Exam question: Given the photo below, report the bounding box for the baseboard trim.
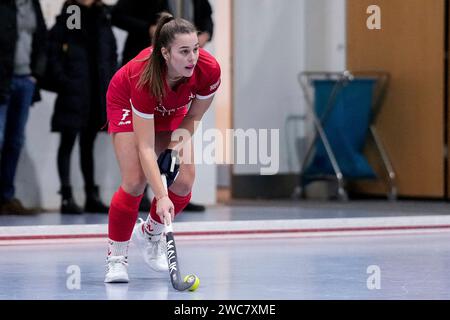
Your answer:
[231,174,299,199]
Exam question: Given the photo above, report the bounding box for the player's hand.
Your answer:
[157,149,180,187]
[156,196,174,225]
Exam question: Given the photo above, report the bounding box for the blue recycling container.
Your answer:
[303,78,377,180]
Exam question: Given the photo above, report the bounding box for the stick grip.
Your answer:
[160,174,173,229]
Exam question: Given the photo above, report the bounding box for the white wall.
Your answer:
[232,0,346,175]
[304,0,346,71]
[233,0,305,175]
[190,0,217,204]
[16,0,216,209]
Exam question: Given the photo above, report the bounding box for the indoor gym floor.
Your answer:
[1,200,450,300]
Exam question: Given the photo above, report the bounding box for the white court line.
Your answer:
[1,215,450,245]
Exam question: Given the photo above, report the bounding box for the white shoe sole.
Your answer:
[104,274,129,283]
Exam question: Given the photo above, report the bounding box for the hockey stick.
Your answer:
[161,174,199,291]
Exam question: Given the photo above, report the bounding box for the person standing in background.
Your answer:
[0,0,47,215]
[46,0,117,214]
[111,0,170,66]
[168,0,213,48]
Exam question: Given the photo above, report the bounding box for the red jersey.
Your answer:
[106,47,221,132]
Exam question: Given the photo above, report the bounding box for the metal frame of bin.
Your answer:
[293,71,397,201]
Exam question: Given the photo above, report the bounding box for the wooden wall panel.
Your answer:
[347,0,445,198]
[447,1,450,199]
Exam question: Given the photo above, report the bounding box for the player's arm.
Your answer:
[132,112,174,219]
[168,96,215,150]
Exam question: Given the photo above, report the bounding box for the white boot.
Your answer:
[132,218,168,272]
[104,255,129,283]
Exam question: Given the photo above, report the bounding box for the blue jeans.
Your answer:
[0,75,35,202]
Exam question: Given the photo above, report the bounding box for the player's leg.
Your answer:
[133,131,195,272]
[105,132,146,283]
[132,128,196,273]
[153,130,195,218]
[149,130,195,219]
[132,131,173,272]
[141,130,194,240]
[168,134,195,217]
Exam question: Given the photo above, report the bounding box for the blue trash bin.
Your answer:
[303,78,377,180]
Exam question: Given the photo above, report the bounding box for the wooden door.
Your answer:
[347,0,445,198]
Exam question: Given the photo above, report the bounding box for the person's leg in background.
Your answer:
[138,186,152,212]
[79,127,109,213]
[184,199,205,212]
[0,75,36,215]
[0,96,9,153]
[0,97,10,208]
[57,131,83,214]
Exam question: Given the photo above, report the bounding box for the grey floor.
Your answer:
[1,232,450,300]
[1,199,450,226]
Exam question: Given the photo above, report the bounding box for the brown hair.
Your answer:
[138,12,197,101]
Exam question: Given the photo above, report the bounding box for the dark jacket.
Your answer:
[112,0,214,66]
[0,0,47,105]
[47,1,117,132]
[112,0,169,65]
[192,0,214,39]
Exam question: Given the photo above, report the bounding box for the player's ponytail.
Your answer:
[138,13,197,101]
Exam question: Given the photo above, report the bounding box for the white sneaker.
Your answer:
[104,255,129,283]
[132,218,168,272]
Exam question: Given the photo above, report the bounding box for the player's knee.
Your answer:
[121,176,147,196]
[170,167,195,195]
[170,181,192,196]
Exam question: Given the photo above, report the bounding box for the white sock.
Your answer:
[107,239,129,258]
[143,216,165,242]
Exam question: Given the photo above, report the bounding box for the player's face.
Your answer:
[164,32,200,79]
